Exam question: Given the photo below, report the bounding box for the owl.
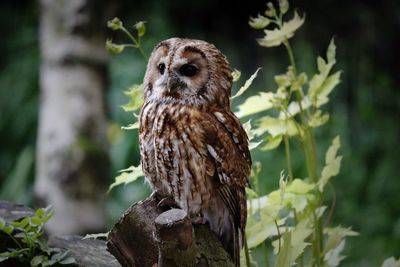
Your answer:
[139,38,251,266]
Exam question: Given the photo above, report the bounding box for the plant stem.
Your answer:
[304,129,318,183]
[283,37,324,266]
[283,40,297,76]
[284,39,319,183]
[325,182,337,226]
[244,233,251,267]
[283,134,293,181]
[312,210,324,267]
[138,46,147,60]
[121,27,147,60]
[262,242,270,267]
[7,232,23,250]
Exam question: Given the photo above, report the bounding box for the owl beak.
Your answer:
[166,73,180,93]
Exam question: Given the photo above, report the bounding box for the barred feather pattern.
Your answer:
[139,38,251,266]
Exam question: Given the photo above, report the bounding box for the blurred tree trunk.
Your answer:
[36,0,114,234]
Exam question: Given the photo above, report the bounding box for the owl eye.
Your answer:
[179,64,198,77]
[158,63,165,75]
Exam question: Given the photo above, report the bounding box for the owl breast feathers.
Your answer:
[139,38,252,266]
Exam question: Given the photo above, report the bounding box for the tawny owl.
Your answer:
[139,38,251,266]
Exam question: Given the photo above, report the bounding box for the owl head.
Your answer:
[143,38,233,108]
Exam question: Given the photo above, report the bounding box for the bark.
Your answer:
[107,195,234,267]
[0,200,34,222]
[36,0,115,234]
[48,235,120,267]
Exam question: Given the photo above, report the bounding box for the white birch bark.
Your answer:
[36,0,113,234]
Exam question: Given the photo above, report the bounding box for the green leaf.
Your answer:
[242,120,255,141]
[246,216,286,248]
[50,250,69,262]
[133,21,146,37]
[107,17,123,31]
[0,251,11,262]
[314,71,341,107]
[257,11,305,47]
[274,221,312,267]
[381,257,400,267]
[291,72,308,92]
[2,225,14,235]
[286,179,315,194]
[121,121,139,130]
[264,2,277,17]
[34,206,53,224]
[242,120,263,150]
[31,255,48,267]
[106,39,125,55]
[279,171,287,201]
[249,14,270,29]
[235,92,275,118]
[5,248,30,260]
[269,190,309,213]
[42,259,57,267]
[231,69,241,82]
[278,0,289,15]
[11,217,29,228]
[324,239,346,267]
[261,135,283,151]
[231,68,261,100]
[308,109,330,128]
[30,217,43,226]
[324,226,359,253]
[318,136,342,191]
[274,231,292,265]
[247,194,267,211]
[266,177,315,213]
[240,248,258,267]
[108,164,144,192]
[274,73,291,88]
[249,141,263,150]
[277,97,311,120]
[35,208,44,217]
[323,226,358,267]
[326,38,337,65]
[121,83,144,112]
[308,39,341,108]
[255,116,299,137]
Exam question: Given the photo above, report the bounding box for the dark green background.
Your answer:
[0,0,399,266]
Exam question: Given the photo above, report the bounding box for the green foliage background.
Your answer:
[0,0,399,266]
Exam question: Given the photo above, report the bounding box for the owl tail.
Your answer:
[224,221,242,267]
[232,226,242,267]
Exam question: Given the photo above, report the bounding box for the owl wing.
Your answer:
[202,109,252,230]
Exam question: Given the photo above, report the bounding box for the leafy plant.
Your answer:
[106,17,147,59]
[0,206,75,266]
[239,0,353,266]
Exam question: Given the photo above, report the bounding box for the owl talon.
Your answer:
[150,190,164,202]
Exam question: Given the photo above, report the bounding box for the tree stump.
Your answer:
[107,195,234,267]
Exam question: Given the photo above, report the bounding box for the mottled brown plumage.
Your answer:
[139,38,251,266]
